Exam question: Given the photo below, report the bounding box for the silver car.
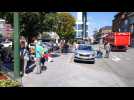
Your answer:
[74,44,95,64]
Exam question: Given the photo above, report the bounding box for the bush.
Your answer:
[0,80,21,87]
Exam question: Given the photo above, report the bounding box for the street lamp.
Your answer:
[13,12,20,79]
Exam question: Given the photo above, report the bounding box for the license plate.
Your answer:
[79,56,88,59]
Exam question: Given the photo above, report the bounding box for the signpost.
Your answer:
[13,12,20,79]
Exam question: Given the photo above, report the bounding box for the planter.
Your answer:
[0,80,21,87]
[0,73,8,80]
[0,72,21,87]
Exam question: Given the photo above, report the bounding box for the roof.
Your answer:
[100,26,112,30]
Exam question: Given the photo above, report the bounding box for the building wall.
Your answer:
[112,12,127,32]
[75,21,89,39]
[112,12,134,47]
[75,12,89,39]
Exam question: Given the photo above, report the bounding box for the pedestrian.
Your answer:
[104,42,111,58]
[20,41,29,76]
[34,40,44,74]
[60,40,64,53]
[75,42,79,50]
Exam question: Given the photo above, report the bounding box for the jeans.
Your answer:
[35,58,41,74]
[23,59,28,74]
[105,50,110,58]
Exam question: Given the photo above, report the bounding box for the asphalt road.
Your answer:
[22,45,134,87]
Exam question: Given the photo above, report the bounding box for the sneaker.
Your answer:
[24,74,28,77]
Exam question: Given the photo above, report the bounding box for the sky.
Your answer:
[70,12,117,36]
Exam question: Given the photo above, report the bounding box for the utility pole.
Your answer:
[13,12,20,79]
[82,12,87,40]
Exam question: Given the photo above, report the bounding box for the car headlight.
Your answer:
[75,53,79,56]
[92,54,95,57]
[90,54,95,57]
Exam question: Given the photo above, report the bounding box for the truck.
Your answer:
[104,32,131,52]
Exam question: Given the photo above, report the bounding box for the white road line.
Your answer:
[111,55,121,62]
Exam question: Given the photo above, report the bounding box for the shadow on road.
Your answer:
[51,53,61,58]
[74,61,95,64]
[111,50,127,52]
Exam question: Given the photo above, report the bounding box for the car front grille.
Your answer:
[79,54,90,57]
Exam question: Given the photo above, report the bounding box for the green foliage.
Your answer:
[0,12,13,25]
[0,80,21,87]
[0,12,76,43]
[55,13,76,40]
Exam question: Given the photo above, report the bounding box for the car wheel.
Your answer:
[74,59,77,62]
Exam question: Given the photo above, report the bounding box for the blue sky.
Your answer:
[70,12,117,36]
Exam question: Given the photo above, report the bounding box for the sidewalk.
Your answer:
[22,52,126,87]
[21,53,73,87]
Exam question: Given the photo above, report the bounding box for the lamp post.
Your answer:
[13,12,20,79]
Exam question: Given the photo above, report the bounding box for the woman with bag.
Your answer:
[20,41,29,76]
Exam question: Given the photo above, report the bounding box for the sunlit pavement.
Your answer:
[22,45,134,87]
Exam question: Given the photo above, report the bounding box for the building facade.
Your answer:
[112,12,128,32]
[112,12,134,47]
[75,12,89,39]
[99,26,112,34]
[127,12,134,47]
[99,26,112,44]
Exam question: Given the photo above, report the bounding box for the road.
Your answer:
[22,45,134,87]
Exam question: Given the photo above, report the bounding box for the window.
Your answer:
[78,24,82,30]
[86,25,88,30]
[77,31,82,37]
[77,24,88,30]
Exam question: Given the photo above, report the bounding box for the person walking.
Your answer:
[34,40,44,74]
[97,44,103,58]
[104,42,111,58]
[20,41,29,76]
[60,40,65,53]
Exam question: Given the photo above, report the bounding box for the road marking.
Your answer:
[125,58,131,61]
[111,55,121,62]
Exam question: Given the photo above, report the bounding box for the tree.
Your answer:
[19,12,42,42]
[55,12,76,43]
[0,12,50,42]
[0,12,76,43]
[19,12,57,43]
[93,29,102,42]
[0,12,13,25]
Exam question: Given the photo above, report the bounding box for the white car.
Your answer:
[74,44,96,64]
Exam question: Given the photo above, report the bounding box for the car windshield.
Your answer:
[78,45,92,51]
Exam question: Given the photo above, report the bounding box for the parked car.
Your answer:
[42,42,53,52]
[52,42,59,50]
[74,44,95,64]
